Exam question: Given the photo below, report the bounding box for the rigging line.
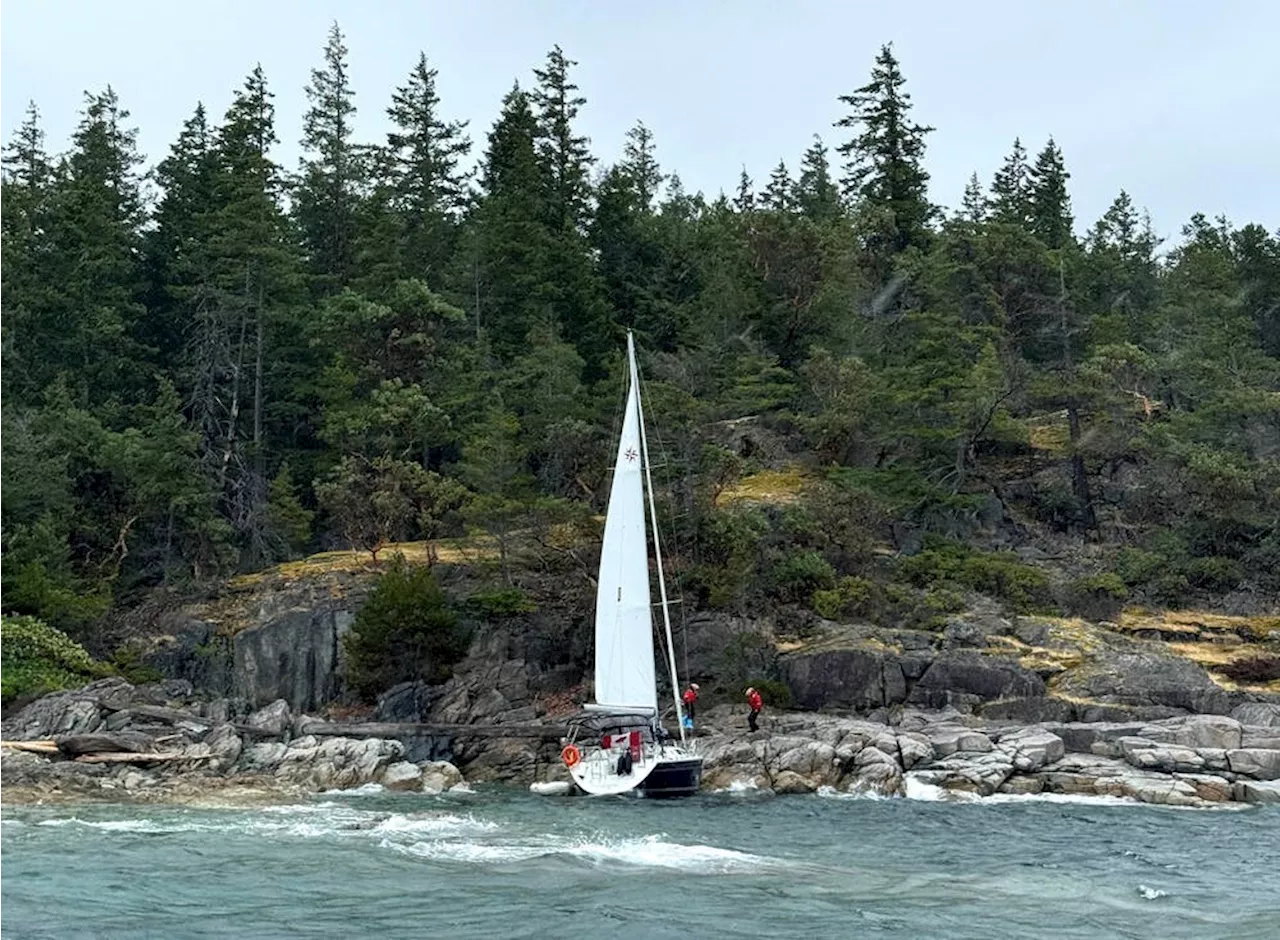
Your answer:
[631,332,686,743]
[636,356,693,684]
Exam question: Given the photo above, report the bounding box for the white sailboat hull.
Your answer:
[569,741,703,798]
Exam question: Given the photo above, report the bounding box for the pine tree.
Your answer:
[621,121,663,209]
[1028,137,1073,249]
[763,159,793,212]
[835,44,935,259]
[379,52,471,286]
[296,22,363,293]
[795,136,840,221]
[44,88,148,406]
[733,167,755,213]
[990,138,1033,228]
[960,172,987,224]
[472,84,554,358]
[531,45,594,233]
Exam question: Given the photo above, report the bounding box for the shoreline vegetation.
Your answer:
[4,29,1278,816]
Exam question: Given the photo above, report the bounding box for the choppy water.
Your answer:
[2,782,1278,939]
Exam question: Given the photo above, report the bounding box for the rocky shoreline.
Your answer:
[3,678,1278,809]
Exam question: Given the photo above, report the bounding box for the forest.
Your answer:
[3,25,1279,659]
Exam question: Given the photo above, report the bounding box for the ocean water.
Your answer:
[2,783,1278,939]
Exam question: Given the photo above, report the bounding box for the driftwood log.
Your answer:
[0,740,60,755]
[296,720,570,742]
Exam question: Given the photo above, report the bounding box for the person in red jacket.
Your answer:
[746,687,763,732]
[681,683,699,728]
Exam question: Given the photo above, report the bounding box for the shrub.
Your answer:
[1,614,110,704]
[812,575,878,621]
[743,678,792,709]
[772,551,836,603]
[1063,573,1128,622]
[344,558,470,701]
[898,536,1051,613]
[466,587,537,618]
[1115,548,1167,587]
[1186,556,1244,593]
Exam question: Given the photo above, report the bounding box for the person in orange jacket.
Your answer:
[681,683,699,729]
[746,687,763,732]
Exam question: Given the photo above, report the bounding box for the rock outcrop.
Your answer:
[0,680,466,804]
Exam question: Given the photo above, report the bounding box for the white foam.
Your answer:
[712,779,770,796]
[903,775,978,802]
[816,785,887,801]
[383,837,552,864]
[372,813,498,836]
[983,791,1138,807]
[321,782,385,796]
[569,834,769,872]
[1138,885,1168,900]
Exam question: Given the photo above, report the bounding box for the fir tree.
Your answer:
[620,120,663,209]
[763,159,793,212]
[795,136,840,221]
[296,22,363,292]
[1029,137,1073,249]
[531,45,594,233]
[835,44,935,260]
[989,138,1033,227]
[733,167,755,213]
[960,172,987,224]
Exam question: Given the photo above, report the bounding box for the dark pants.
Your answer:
[748,708,760,732]
[685,702,695,721]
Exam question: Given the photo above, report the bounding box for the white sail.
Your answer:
[592,335,658,713]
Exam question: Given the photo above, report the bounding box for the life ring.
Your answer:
[561,744,581,768]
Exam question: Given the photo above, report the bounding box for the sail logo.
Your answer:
[624,447,638,462]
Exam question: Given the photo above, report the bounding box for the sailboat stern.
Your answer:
[637,754,703,799]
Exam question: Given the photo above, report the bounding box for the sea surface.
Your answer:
[2,781,1278,939]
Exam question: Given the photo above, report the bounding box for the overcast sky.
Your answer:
[3,0,1277,240]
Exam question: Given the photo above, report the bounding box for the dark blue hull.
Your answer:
[638,758,703,798]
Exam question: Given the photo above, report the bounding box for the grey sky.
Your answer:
[3,0,1277,240]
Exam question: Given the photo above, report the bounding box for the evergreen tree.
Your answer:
[296,22,363,292]
[378,51,472,288]
[795,136,840,221]
[471,84,554,359]
[621,121,663,208]
[44,88,148,407]
[1029,137,1073,249]
[763,159,793,212]
[959,172,987,224]
[531,44,594,233]
[835,44,935,263]
[990,138,1033,227]
[733,167,755,213]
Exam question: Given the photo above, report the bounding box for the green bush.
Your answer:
[897,536,1051,613]
[466,587,537,618]
[1115,547,1168,586]
[1,614,111,703]
[744,678,792,709]
[344,558,471,701]
[1064,573,1128,621]
[813,575,878,621]
[772,550,836,603]
[1186,556,1244,593]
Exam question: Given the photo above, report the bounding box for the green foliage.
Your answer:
[466,587,537,618]
[771,550,836,603]
[343,557,470,700]
[813,576,878,621]
[746,679,792,709]
[1,614,111,703]
[1185,556,1244,593]
[1063,573,1128,621]
[899,536,1052,613]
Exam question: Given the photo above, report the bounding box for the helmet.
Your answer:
[691,683,700,690]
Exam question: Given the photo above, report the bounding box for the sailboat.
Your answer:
[562,332,703,798]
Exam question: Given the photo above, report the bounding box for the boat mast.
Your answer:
[628,332,686,743]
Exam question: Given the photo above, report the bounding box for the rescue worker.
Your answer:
[681,683,699,728]
[746,686,763,732]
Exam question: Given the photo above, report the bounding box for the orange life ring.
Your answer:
[561,744,581,768]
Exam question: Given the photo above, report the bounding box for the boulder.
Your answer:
[941,618,988,650]
[927,752,1014,796]
[1054,651,1234,714]
[381,761,424,791]
[782,647,908,711]
[894,732,935,770]
[908,651,1045,709]
[1234,780,1280,804]
[1175,773,1233,802]
[927,727,994,757]
[245,699,291,737]
[845,760,903,796]
[1241,728,1280,750]
[1123,745,1205,774]
[776,741,838,782]
[998,775,1045,795]
[205,723,243,772]
[1167,715,1242,751]
[996,728,1065,772]
[1,678,131,740]
[419,760,464,793]
[1226,748,1280,780]
[1231,703,1280,727]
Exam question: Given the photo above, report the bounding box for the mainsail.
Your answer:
[592,334,658,713]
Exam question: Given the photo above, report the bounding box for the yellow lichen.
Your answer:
[715,467,810,507]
